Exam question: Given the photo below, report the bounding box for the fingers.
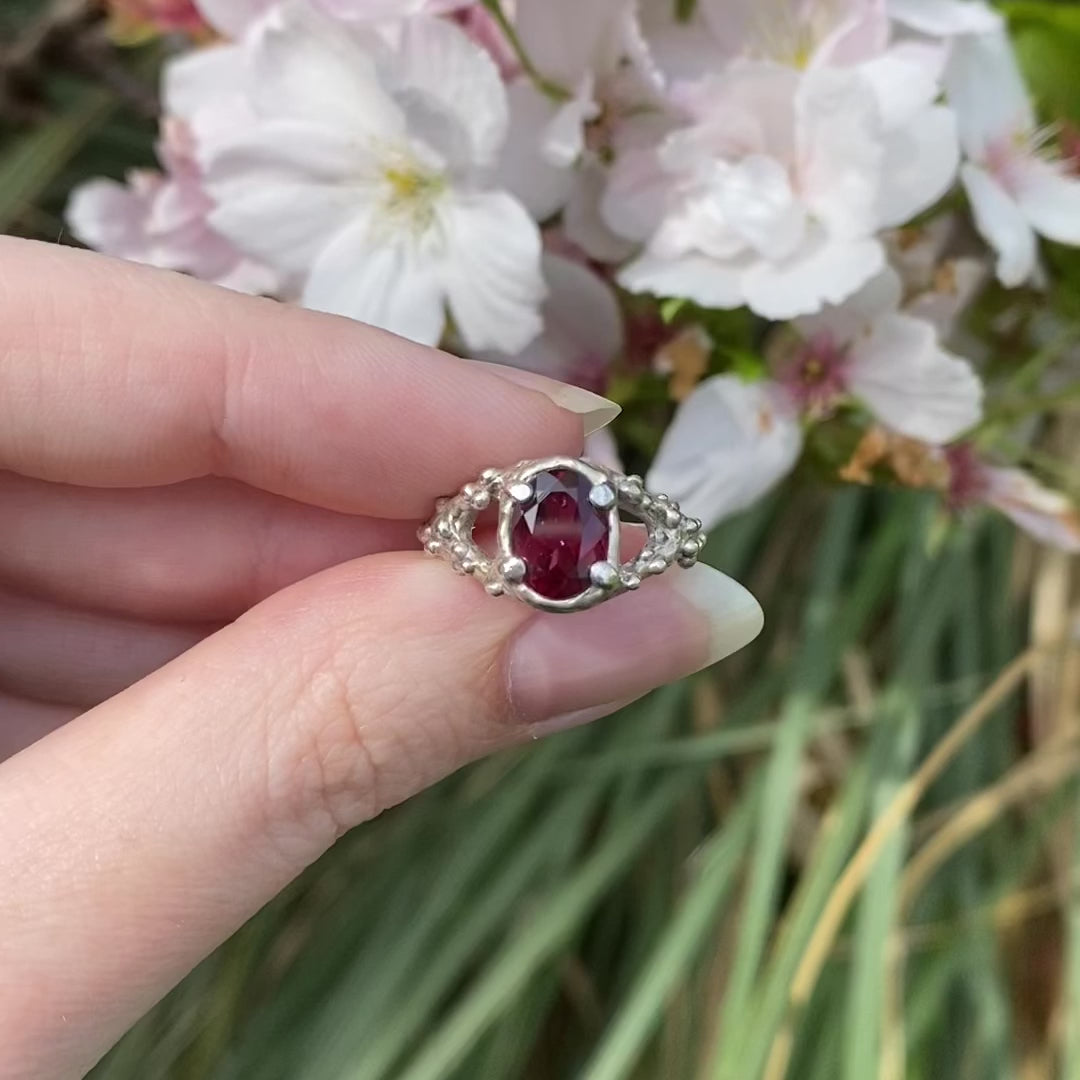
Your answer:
[0,472,420,621]
[0,589,209,708]
[0,238,615,514]
[0,554,762,1079]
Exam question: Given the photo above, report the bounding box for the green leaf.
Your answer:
[0,87,116,233]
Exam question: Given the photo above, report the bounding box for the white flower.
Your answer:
[946,28,1080,287]
[585,426,624,473]
[193,0,273,38]
[887,0,1001,37]
[789,268,983,442]
[66,119,275,295]
[607,62,957,319]
[983,468,1080,552]
[313,0,471,20]
[202,4,545,352]
[647,375,804,529]
[495,0,657,261]
[483,253,624,388]
[948,446,1080,551]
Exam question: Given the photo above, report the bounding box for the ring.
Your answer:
[419,457,706,613]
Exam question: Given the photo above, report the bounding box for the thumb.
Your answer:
[0,551,761,1080]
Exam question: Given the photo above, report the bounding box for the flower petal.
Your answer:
[619,252,745,309]
[795,266,903,344]
[396,15,508,168]
[721,154,807,261]
[741,235,885,320]
[984,467,1080,552]
[494,80,576,221]
[960,162,1037,287]
[438,190,546,353]
[563,160,636,263]
[848,312,983,442]
[303,219,447,346]
[194,0,272,37]
[66,176,158,262]
[887,0,1002,36]
[857,41,947,129]
[1015,159,1080,247]
[602,143,673,243]
[797,68,884,240]
[205,127,371,277]
[647,375,803,529]
[485,253,623,384]
[877,105,959,228]
[163,44,245,123]
[249,2,403,140]
[585,427,624,472]
[944,28,1033,160]
[515,0,631,85]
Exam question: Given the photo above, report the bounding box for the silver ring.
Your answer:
[419,457,705,613]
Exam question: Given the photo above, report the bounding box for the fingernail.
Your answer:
[476,362,621,436]
[508,563,764,734]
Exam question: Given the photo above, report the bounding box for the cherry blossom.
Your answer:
[948,445,1080,551]
[193,0,274,37]
[606,61,958,319]
[648,269,981,528]
[66,119,275,294]
[495,0,658,261]
[887,0,1001,37]
[313,0,472,21]
[647,375,804,529]
[483,253,624,391]
[202,3,545,352]
[946,28,1080,286]
[788,268,983,442]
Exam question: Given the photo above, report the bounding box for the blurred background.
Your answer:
[4,2,1080,1078]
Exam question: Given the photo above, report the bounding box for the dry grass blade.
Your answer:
[762,648,1040,1080]
[901,743,1080,910]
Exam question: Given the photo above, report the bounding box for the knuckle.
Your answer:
[254,611,424,853]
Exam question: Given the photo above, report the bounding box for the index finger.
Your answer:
[0,238,617,516]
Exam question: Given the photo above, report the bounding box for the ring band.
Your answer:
[420,457,705,613]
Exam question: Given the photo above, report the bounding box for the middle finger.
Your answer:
[0,472,420,622]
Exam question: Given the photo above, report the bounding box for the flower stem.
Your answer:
[480,0,570,102]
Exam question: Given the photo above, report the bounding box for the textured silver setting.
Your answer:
[420,457,705,614]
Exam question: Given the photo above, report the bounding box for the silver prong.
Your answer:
[589,483,616,510]
[508,482,534,504]
[499,556,527,583]
[590,561,619,589]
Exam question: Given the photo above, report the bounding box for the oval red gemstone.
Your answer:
[511,469,610,600]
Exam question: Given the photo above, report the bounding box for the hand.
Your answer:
[0,238,762,1080]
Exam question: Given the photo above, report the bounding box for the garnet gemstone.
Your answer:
[511,469,610,600]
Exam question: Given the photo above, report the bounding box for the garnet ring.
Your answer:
[419,457,706,613]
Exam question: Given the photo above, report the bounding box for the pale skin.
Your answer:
[0,237,760,1080]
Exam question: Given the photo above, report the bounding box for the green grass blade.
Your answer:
[579,782,760,1080]
[394,777,689,1080]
